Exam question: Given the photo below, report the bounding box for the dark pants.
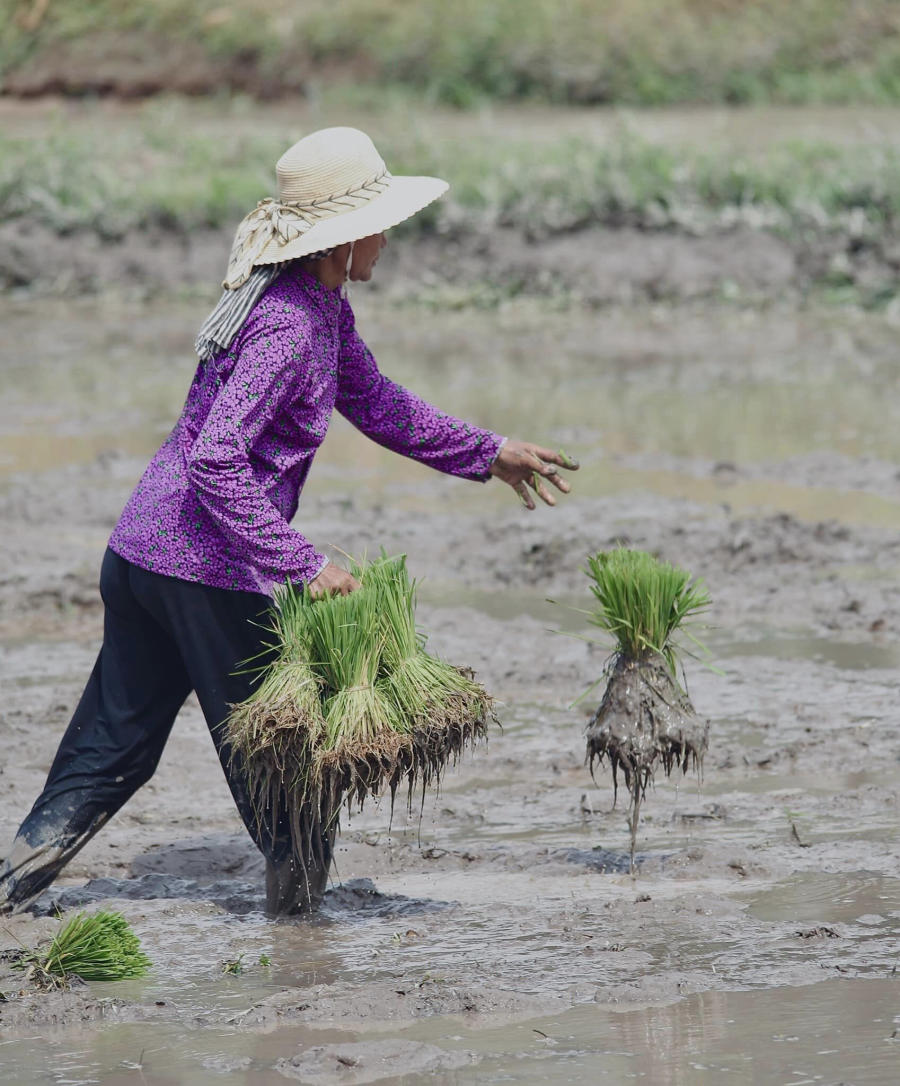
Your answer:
[0,548,330,916]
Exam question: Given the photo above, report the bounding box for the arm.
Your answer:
[186,318,328,587]
[335,299,504,481]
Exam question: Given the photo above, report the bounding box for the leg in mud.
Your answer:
[129,567,335,916]
[0,550,191,914]
[264,820,337,917]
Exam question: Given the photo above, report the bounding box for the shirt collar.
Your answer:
[293,263,343,313]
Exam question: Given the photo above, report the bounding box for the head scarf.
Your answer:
[194,249,334,362]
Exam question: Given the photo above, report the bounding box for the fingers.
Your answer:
[522,451,570,498]
[335,574,360,596]
[527,471,556,507]
[530,445,580,471]
[541,465,571,494]
[496,440,580,510]
[523,448,576,491]
[515,480,536,510]
[308,564,360,597]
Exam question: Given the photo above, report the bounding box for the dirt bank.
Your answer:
[5,216,894,304]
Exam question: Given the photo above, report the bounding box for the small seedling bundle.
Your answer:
[28,910,151,984]
[580,548,710,867]
[225,553,492,891]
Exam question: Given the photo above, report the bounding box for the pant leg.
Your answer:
[0,549,191,913]
[127,565,335,913]
[126,564,280,853]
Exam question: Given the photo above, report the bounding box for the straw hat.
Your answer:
[223,127,448,288]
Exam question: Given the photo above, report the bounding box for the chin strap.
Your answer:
[342,241,355,299]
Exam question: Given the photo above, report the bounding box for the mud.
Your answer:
[1,277,899,1081]
[586,652,709,864]
[273,1039,476,1083]
[6,214,885,307]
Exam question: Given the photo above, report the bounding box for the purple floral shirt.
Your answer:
[109,266,504,594]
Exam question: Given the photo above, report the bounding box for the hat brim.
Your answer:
[252,175,448,267]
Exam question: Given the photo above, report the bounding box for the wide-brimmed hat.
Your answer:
[223,127,448,288]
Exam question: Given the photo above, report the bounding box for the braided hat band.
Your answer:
[222,128,447,289]
[224,170,391,289]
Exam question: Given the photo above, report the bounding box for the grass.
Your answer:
[30,910,151,982]
[225,553,491,867]
[365,553,486,734]
[584,548,710,673]
[3,102,900,251]
[304,575,397,757]
[4,0,900,105]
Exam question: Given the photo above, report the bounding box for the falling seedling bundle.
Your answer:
[579,548,711,868]
[225,553,492,892]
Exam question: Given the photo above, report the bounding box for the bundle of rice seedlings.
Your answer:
[364,554,491,800]
[306,572,404,789]
[224,552,492,901]
[580,547,711,868]
[32,910,151,982]
[224,583,326,871]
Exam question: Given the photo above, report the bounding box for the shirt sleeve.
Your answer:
[185,316,328,587]
[335,298,505,481]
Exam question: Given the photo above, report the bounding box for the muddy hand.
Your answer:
[489,440,579,511]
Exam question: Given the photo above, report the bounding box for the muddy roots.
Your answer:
[227,670,493,899]
[586,652,708,869]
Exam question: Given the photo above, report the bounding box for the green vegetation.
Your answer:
[228,553,487,769]
[584,548,710,674]
[221,954,245,976]
[580,549,711,866]
[3,103,899,249]
[31,910,151,982]
[4,0,900,105]
[225,554,490,867]
[369,554,486,738]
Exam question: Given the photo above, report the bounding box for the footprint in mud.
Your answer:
[32,875,452,921]
[32,873,265,916]
[274,1039,475,1083]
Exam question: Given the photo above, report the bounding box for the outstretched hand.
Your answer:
[489,440,579,510]
[309,562,360,598]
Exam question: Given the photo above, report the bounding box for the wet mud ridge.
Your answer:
[2,218,881,305]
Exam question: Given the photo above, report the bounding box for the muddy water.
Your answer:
[1,977,897,1084]
[2,291,899,1082]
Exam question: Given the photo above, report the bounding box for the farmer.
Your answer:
[0,128,576,917]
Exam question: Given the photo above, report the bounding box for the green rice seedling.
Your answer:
[579,548,711,869]
[225,552,492,901]
[364,554,488,728]
[34,910,151,982]
[304,582,395,757]
[361,554,493,803]
[221,954,245,976]
[223,582,326,865]
[584,547,710,675]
